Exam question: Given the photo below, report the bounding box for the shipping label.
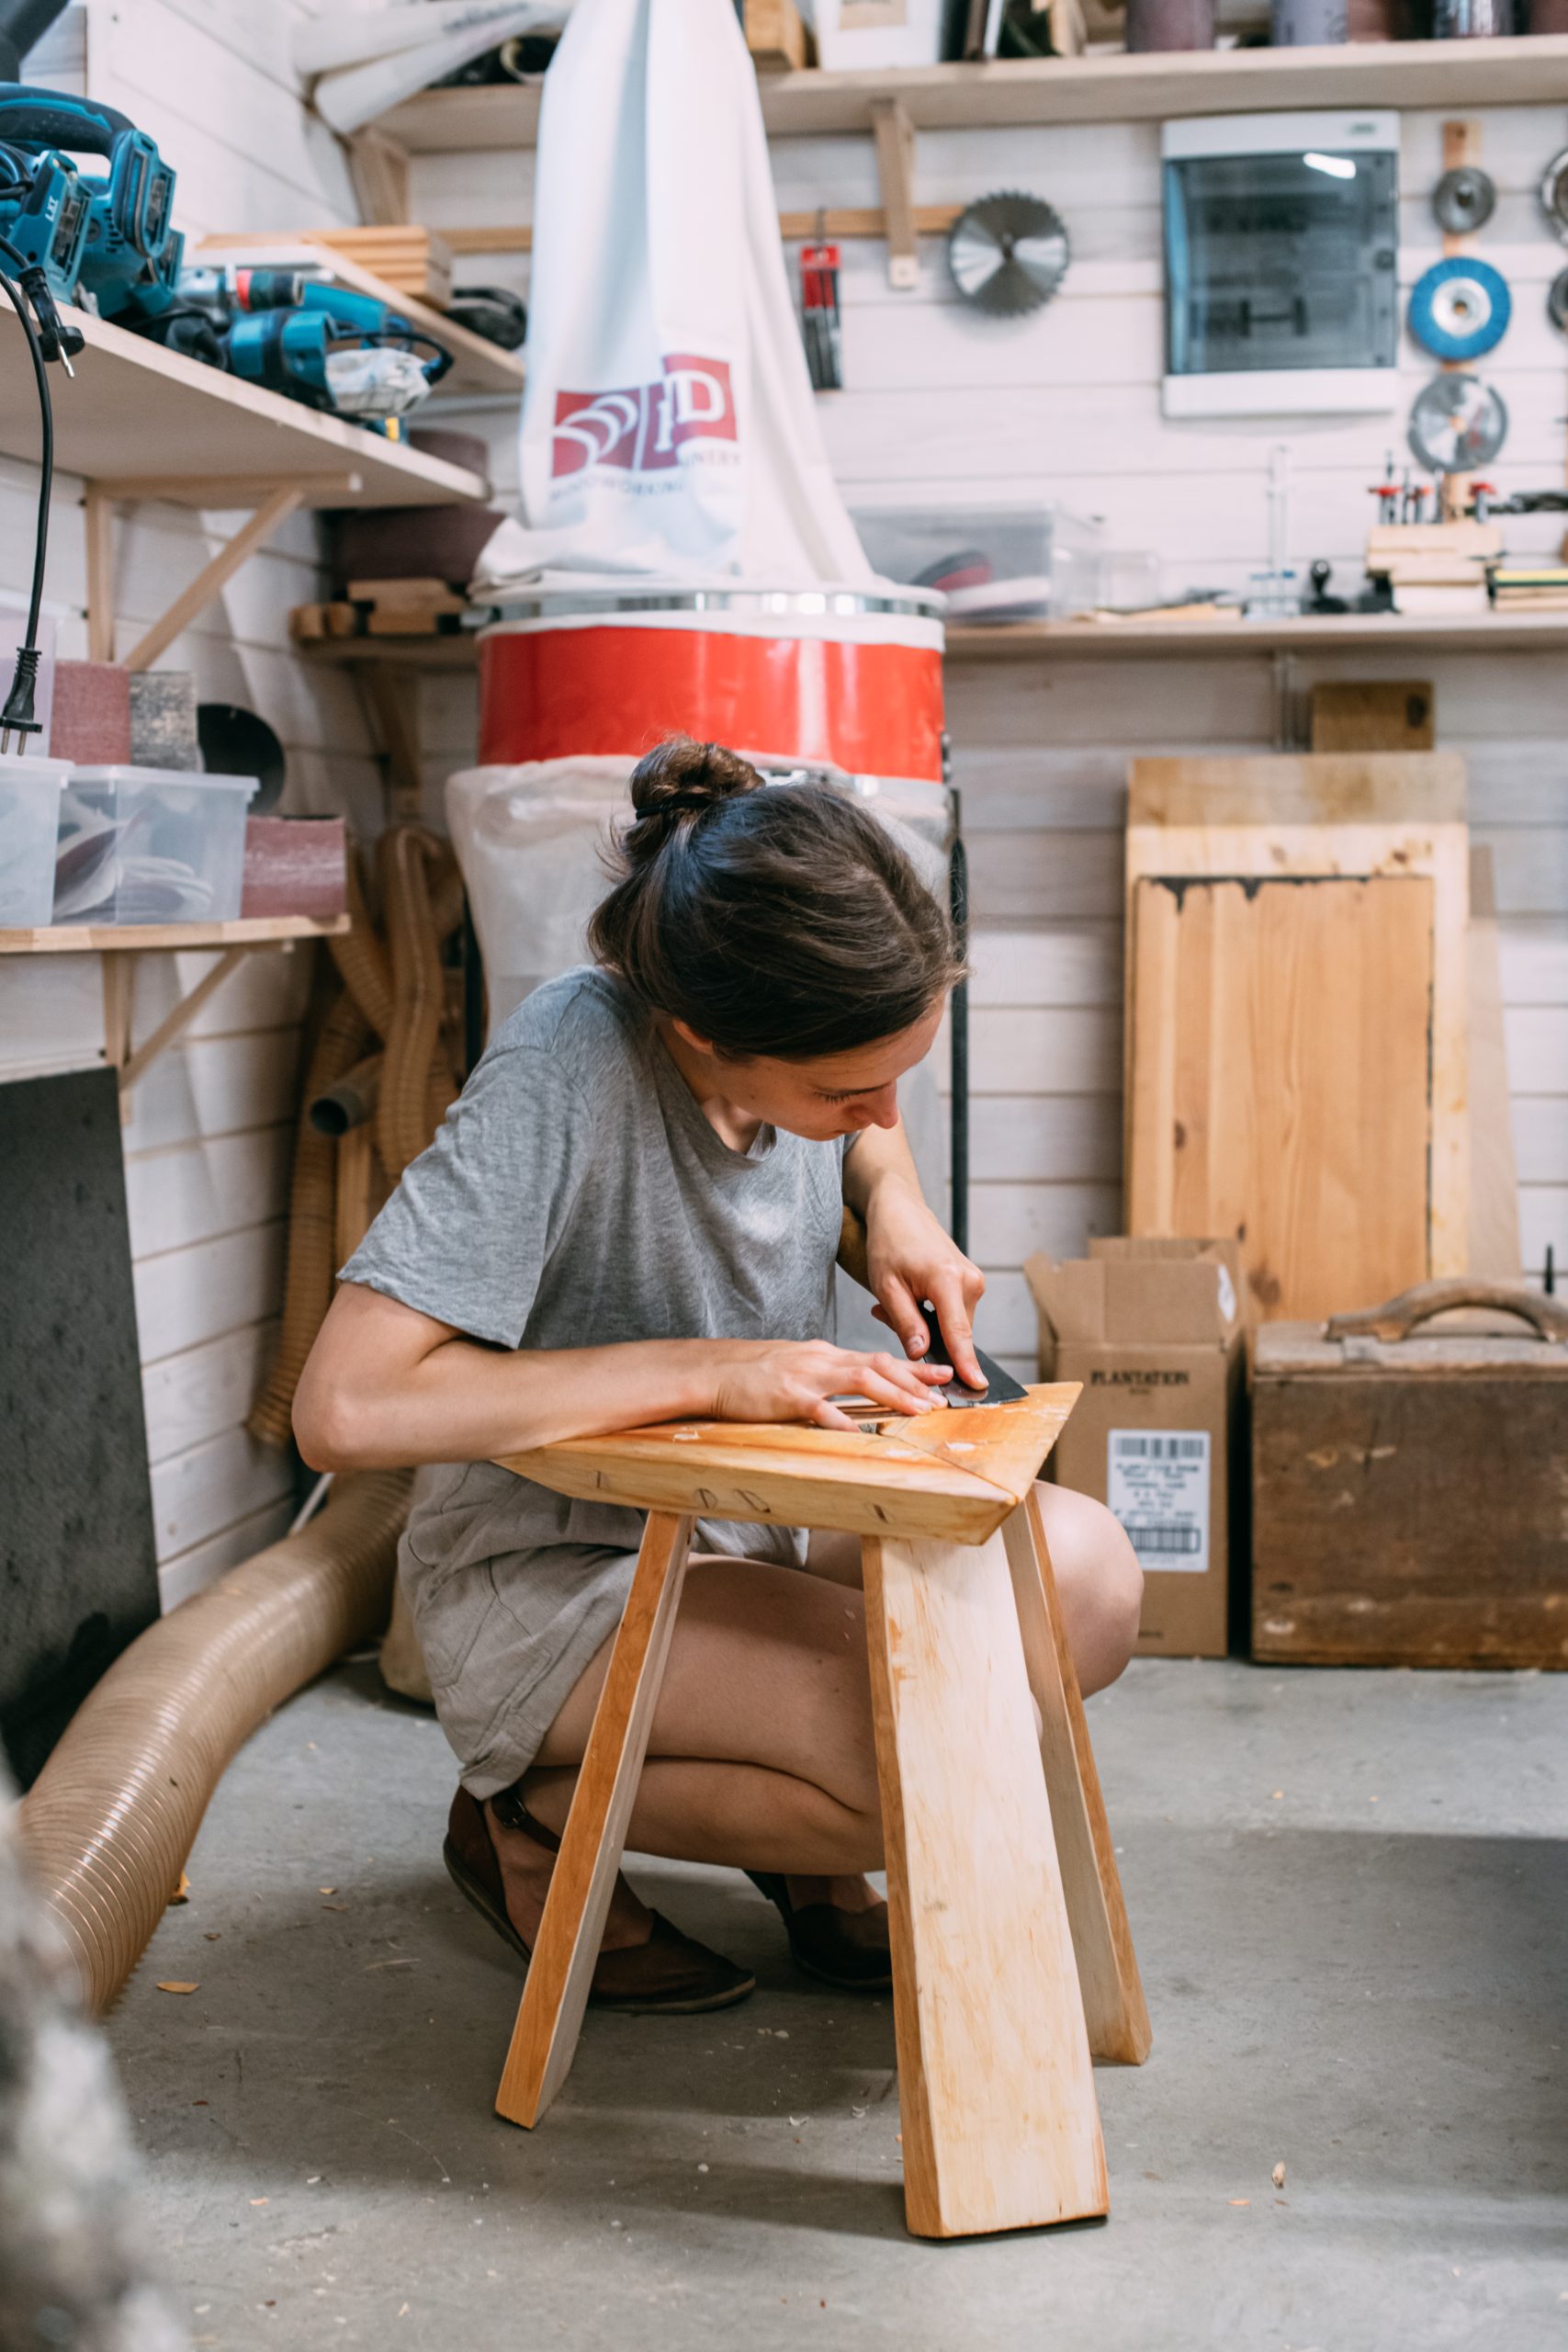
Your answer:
[1107,1429,1211,1573]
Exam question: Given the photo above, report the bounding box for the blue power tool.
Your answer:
[0,82,178,318]
[221,269,452,430]
[0,136,87,294]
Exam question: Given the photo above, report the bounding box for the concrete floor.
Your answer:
[107,1658,1568,2352]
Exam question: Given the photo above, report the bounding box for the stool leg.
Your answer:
[1001,1491,1152,2066]
[494,1510,694,2129]
[863,1527,1107,2239]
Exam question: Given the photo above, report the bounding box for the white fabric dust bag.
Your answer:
[499,0,871,584]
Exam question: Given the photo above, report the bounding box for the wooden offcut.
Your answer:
[1309,680,1435,752]
[1125,754,1471,1315]
[490,1389,1147,2239]
[744,0,810,69]
[1127,874,1437,1322]
[311,225,453,307]
[1253,1281,1568,1668]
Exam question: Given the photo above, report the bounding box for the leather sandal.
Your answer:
[746,1871,893,1992]
[444,1784,756,2015]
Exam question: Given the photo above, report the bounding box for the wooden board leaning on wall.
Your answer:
[1123,754,1470,1325]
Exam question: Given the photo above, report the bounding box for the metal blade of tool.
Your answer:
[917,1301,1030,1408]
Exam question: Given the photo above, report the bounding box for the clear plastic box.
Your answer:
[0,755,70,926]
[852,502,1104,621]
[53,765,257,927]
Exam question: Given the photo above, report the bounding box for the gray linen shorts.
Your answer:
[405,1517,807,1799]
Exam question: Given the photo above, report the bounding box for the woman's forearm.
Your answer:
[296,1293,729,1471]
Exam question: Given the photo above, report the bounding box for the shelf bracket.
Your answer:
[103,942,278,1100]
[82,477,358,673]
[869,96,919,290]
[123,486,308,673]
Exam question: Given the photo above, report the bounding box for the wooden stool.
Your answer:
[487,1385,1150,2240]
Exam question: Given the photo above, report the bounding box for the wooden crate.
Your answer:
[1253,1281,1568,1668]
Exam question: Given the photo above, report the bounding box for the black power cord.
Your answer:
[0,233,79,752]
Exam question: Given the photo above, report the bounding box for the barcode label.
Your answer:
[1120,1523,1203,1555]
[1107,1427,1211,1574]
[1110,1436,1207,1462]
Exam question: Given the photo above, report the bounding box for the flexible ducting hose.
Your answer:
[329,849,395,1041]
[310,1051,382,1137]
[246,987,373,1447]
[249,825,466,1446]
[16,1470,412,2018]
[378,826,457,1180]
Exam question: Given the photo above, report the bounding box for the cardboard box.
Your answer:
[1025,1238,1247,1658]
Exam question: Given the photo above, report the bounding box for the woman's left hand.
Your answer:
[863,1178,987,1390]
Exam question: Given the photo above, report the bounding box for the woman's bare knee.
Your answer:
[1032,1483,1144,1697]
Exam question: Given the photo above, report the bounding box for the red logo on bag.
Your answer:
[551,354,737,478]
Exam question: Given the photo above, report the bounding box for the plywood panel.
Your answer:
[1125,755,1470,1283]
[1467,848,1522,1282]
[1127,876,1436,1322]
[0,1069,160,1784]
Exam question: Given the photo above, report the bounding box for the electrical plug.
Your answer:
[0,644,41,755]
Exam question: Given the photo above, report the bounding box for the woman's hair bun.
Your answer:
[626,736,763,837]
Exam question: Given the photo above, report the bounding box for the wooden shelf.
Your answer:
[191,236,525,403]
[299,631,479,670]
[381,36,1568,148]
[298,609,1568,669]
[0,306,489,509]
[0,915,352,955]
[945,609,1568,659]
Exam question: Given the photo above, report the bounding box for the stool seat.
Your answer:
[496,1382,1081,1542]
[486,1384,1150,2241]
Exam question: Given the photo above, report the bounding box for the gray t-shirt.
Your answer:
[340,967,847,1788]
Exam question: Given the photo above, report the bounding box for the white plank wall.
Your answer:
[416,99,1568,1375]
[0,0,363,1606]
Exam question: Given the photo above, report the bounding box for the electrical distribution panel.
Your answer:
[1163,111,1400,417]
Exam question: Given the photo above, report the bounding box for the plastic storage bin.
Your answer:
[852,503,1104,621]
[0,755,70,926]
[53,765,257,926]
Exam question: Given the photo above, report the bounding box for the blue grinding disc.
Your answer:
[1408,255,1512,362]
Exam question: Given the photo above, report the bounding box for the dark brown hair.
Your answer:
[588,736,964,1059]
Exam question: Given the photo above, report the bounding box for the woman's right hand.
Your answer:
[709,1340,951,1433]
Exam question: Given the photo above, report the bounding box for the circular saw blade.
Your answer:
[1407,371,1508,475]
[947,192,1068,317]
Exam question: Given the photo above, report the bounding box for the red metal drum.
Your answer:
[476,588,946,781]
